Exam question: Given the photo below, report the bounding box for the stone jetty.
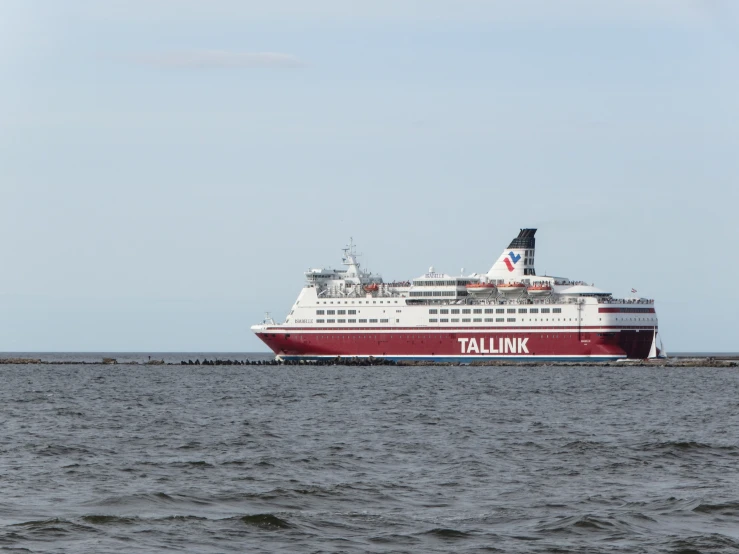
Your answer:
[0,357,736,367]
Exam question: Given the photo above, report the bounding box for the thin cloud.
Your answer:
[137,50,305,69]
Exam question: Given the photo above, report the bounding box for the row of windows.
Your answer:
[317,309,358,315]
[412,280,472,287]
[428,307,561,315]
[317,300,399,305]
[430,318,518,323]
[410,291,457,297]
[413,279,472,287]
[315,318,390,324]
[305,315,651,326]
[435,317,511,323]
[426,317,583,324]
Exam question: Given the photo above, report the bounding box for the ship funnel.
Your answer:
[486,228,537,281]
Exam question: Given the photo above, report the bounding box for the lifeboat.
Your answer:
[497,282,526,295]
[465,282,496,297]
[363,283,379,292]
[527,284,553,296]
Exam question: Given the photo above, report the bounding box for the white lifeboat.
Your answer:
[465,282,496,297]
[497,282,526,295]
[526,284,553,296]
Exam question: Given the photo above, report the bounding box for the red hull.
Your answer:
[256,326,656,361]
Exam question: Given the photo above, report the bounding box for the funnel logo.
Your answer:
[503,251,521,272]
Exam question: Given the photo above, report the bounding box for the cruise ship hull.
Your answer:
[255,326,655,362]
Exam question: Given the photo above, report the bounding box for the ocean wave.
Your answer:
[535,514,634,536]
[89,492,211,508]
[422,528,472,539]
[669,533,739,552]
[633,440,739,455]
[238,513,292,530]
[623,497,702,514]
[10,518,99,538]
[692,501,739,516]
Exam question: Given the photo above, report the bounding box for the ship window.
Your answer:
[541,308,550,313]
[462,309,471,314]
[337,319,345,323]
[473,318,482,322]
[451,309,460,314]
[507,318,516,322]
[429,319,438,323]
[462,318,471,322]
[327,319,335,323]
[440,318,449,323]
[518,308,527,313]
[484,318,493,322]
[316,319,325,323]
[370,319,378,323]
[530,308,538,313]
[348,309,357,315]
[327,310,335,315]
[316,310,325,315]
[359,319,367,323]
[429,309,438,314]
[348,319,356,323]
[496,308,505,314]
[496,318,504,322]
[380,319,389,323]
[553,308,562,313]
[451,318,459,322]
[473,309,482,314]
[484,309,494,314]
[507,309,515,314]
[440,309,449,314]
[337,310,346,315]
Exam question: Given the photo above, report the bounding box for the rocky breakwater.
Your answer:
[0,357,736,367]
[0,358,42,364]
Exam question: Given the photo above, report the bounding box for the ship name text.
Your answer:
[458,337,530,354]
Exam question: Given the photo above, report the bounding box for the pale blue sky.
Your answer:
[1,1,737,352]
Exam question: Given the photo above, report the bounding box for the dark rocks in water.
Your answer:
[0,356,736,368]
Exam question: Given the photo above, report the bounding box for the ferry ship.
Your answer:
[252,229,661,363]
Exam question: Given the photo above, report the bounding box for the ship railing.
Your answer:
[405,296,588,307]
[318,285,408,299]
[597,297,654,304]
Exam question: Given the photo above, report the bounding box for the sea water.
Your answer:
[1,359,738,552]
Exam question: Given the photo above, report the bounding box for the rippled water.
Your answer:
[1,360,738,553]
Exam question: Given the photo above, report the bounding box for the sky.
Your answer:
[1,0,738,352]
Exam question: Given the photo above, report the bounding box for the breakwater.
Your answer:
[0,356,736,367]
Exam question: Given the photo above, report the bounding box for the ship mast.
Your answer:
[341,237,365,285]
